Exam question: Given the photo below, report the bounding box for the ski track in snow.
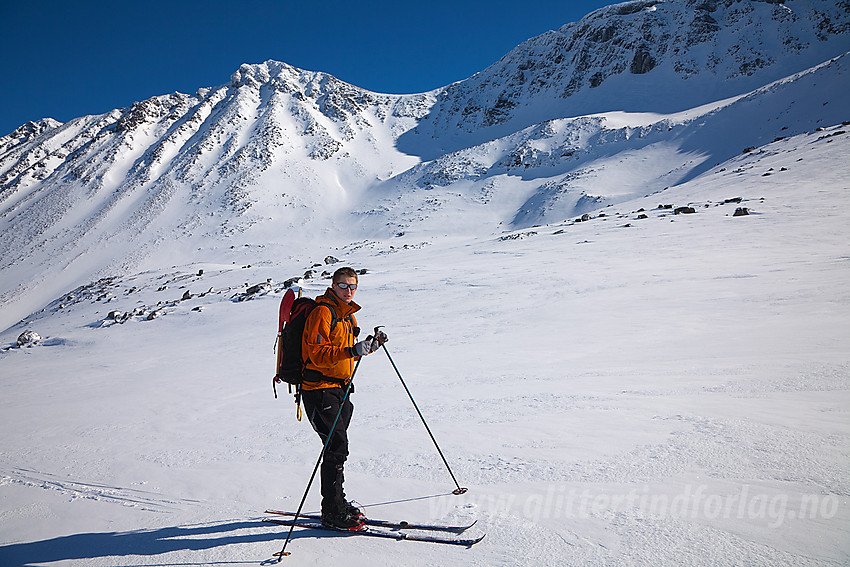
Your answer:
[0,467,202,513]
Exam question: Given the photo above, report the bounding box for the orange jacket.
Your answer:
[301,289,360,390]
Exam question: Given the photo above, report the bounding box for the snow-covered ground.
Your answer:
[1,121,848,565]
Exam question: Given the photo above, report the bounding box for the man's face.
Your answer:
[332,276,358,304]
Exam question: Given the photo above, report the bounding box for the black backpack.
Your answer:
[277,296,321,388]
[273,291,354,418]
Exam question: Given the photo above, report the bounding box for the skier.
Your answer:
[300,266,386,528]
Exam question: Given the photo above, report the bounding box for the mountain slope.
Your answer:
[0,64,433,330]
[1,0,848,332]
[400,0,850,156]
[358,52,849,234]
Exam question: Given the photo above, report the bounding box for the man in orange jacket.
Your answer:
[301,266,386,528]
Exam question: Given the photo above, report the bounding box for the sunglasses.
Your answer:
[335,282,357,290]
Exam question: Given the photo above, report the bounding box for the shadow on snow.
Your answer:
[0,519,342,566]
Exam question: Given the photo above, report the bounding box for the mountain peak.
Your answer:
[0,118,62,155]
[401,0,850,155]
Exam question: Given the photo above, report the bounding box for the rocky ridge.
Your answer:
[403,0,850,154]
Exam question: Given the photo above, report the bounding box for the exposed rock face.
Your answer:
[403,0,850,151]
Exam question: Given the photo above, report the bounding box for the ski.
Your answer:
[264,508,476,533]
[263,517,485,547]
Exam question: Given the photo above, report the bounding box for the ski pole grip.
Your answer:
[372,325,387,346]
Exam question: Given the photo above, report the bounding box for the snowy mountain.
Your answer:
[404,0,850,154]
[0,64,432,330]
[1,3,850,562]
[1,0,848,332]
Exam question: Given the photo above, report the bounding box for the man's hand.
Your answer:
[351,338,375,357]
[373,330,388,347]
[350,330,388,357]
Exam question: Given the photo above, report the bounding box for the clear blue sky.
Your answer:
[0,0,612,136]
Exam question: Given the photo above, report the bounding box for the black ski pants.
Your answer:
[301,386,353,512]
[302,386,353,466]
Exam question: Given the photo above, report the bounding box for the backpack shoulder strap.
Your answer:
[315,301,344,335]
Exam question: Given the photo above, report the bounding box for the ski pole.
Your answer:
[274,356,362,561]
[381,344,468,495]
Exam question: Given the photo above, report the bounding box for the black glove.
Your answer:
[373,330,388,347]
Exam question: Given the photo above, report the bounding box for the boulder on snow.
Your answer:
[324,256,340,265]
[106,310,132,323]
[232,282,272,302]
[245,282,271,295]
[733,207,750,216]
[674,206,696,215]
[17,330,42,347]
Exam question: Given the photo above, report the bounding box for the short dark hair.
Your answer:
[332,267,358,283]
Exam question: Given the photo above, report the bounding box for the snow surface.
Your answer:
[1,1,849,565]
[1,123,848,565]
